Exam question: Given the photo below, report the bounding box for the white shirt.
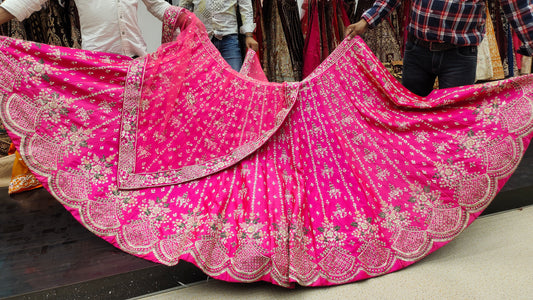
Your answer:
[1,0,171,57]
[178,0,255,38]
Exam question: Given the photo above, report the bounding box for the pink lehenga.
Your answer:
[1,7,533,287]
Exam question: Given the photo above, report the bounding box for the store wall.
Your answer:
[138,4,163,53]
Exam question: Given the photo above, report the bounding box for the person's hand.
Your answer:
[345,19,369,40]
[245,36,259,53]
[0,7,15,27]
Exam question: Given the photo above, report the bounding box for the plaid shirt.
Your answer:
[362,0,533,55]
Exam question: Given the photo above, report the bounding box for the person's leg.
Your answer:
[212,34,242,71]
[402,41,437,97]
[437,46,478,89]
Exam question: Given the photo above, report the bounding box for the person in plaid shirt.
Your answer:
[345,0,533,97]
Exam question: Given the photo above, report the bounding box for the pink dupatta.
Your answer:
[1,7,533,287]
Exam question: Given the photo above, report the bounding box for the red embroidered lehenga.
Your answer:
[1,7,533,287]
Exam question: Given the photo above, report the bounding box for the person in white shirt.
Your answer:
[178,0,258,71]
[0,0,172,57]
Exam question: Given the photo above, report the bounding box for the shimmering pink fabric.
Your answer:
[1,7,533,287]
[119,24,295,188]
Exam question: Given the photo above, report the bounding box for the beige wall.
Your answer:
[138,4,163,53]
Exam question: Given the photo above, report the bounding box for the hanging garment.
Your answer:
[521,56,532,75]
[476,7,497,82]
[0,121,10,156]
[0,0,81,48]
[252,0,265,63]
[485,7,505,81]
[302,0,350,78]
[360,9,403,79]
[261,0,302,82]
[1,7,533,288]
[476,31,494,81]
[7,143,42,193]
[276,0,305,80]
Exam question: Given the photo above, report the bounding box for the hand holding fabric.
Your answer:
[345,19,369,40]
[245,35,259,52]
[0,7,15,28]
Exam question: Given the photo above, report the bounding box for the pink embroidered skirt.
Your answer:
[0,8,532,287]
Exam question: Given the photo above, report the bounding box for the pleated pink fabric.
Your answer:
[1,7,533,287]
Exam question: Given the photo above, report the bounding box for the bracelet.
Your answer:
[245,33,254,37]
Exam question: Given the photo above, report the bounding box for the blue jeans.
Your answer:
[211,34,243,71]
[402,40,478,97]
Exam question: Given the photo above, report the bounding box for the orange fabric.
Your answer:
[8,143,42,194]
